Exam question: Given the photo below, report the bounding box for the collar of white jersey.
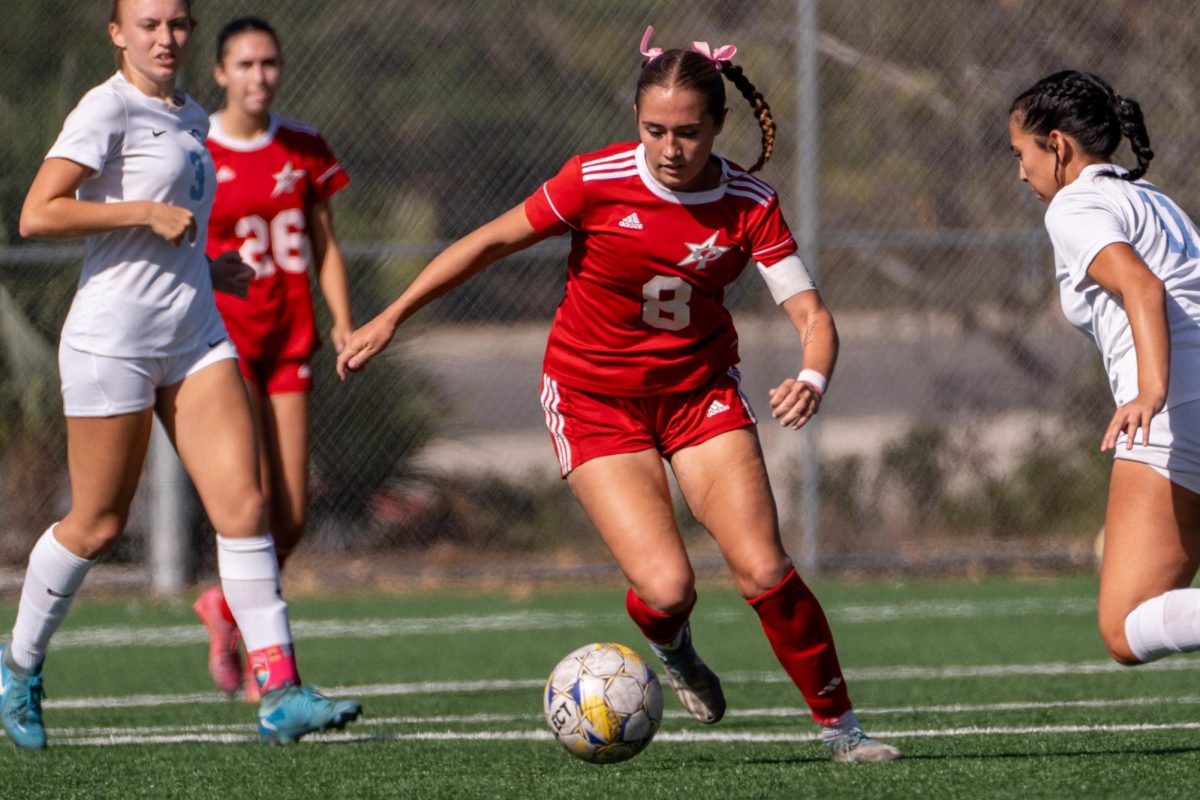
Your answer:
[635,143,729,205]
[1077,162,1128,183]
[207,112,279,151]
[111,70,188,113]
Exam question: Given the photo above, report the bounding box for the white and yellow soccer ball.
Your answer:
[543,642,664,764]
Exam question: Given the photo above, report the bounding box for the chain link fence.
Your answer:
[2,0,1196,582]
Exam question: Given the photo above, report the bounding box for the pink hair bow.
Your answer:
[640,25,738,66]
[691,39,737,66]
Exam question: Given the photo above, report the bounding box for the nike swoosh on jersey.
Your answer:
[152,130,166,137]
[208,337,227,348]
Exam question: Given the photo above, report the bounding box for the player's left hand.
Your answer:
[768,377,822,429]
[336,315,398,379]
[1101,392,1164,451]
[209,250,254,298]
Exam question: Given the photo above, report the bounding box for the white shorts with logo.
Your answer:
[59,338,239,417]
[1114,399,1200,495]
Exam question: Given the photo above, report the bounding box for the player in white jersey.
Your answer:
[0,0,360,750]
[1010,70,1200,668]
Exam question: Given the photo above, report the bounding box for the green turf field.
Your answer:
[1,575,1197,799]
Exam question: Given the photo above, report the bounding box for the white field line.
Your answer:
[49,721,1200,748]
[45,694,1200,739]
[44,658,1200,712]
[49,597,1096,651]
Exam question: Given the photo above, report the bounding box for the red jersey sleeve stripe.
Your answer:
[752,238,796,258]
[582,168,639,182]
[726,187,773,207]
[315,163,343,185]
[581,148,638,168]
[540,184,578,231]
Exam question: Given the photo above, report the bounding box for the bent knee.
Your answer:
[209,489,269,538]
[58,513,126,559]
[633,573,696,616]
[1099,619,1143,666]
[731,559,793,599]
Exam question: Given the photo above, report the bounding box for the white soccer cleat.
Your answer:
[825,726,902,762]
[649,623,726,724]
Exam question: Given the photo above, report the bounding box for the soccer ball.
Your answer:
[543,642,664,764]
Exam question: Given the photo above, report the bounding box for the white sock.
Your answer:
[9,525,93,671]
[820,709,861,742]
[1124,588,1200,663]
[216,534,292,652]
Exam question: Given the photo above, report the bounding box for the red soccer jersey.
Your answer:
[524,142,798,395]
[206,113,349,361]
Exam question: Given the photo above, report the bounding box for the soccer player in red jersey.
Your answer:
[194,16,353,700]
[338,27,899,762]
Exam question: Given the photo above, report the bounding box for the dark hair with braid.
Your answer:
[216,16,281,63]
[636,49,776,174]
[1010,70,1153,182]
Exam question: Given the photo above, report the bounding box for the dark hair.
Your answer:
[216,16,280,63]
[1010,70,1153,182]
[636,49,776,174]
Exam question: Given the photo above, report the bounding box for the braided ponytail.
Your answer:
[720,62,775,174]
[1010,70,1153,182]
[1113,95,1154,182]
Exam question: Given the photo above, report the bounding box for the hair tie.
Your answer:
[640,26,663,62]
[640,25,738,68]
[690,40,737,67]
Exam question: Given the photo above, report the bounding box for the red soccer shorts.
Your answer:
[239,356,314,395]
[540,367,757,477]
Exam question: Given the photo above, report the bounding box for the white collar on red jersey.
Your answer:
[206,112,280,151]
[635,143,729,205]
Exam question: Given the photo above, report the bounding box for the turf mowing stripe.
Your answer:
[46,695,1200,738]
[48,721,1200,748]
[48,597,1096,650]
[43,658,1200,710]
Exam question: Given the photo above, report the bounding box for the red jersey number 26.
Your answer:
[234,209,306,278]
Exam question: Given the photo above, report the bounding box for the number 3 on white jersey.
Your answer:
[234,209,307,278]
[642,275,692,331]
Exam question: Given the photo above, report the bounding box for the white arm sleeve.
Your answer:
[756,254,816,305]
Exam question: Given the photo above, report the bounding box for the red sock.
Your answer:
[625,588,696,645]
[748,567,851,724]
[248,643,300,693]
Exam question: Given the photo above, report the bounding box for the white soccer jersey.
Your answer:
[46,71,226,357]
[1046,163,1200,409]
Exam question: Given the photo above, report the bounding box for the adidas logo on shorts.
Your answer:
[618,212,644,230]
[706,399,731,418]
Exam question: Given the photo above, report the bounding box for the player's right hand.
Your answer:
[147,202,197,246]
[336,315,398,380]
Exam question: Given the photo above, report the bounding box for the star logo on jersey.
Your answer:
[677,232,731,271]
[271,161,306,197]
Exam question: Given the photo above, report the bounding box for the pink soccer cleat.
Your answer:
[193,587,242,697]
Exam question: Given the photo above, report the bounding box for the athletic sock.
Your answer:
[819,709,862,743]
[9,525,93,671]
[748,567,852,724]
[216,534,298,691]
[625,587,695,645]
[1123,588,1200,663]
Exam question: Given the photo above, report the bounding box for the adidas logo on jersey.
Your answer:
[706,399,731,418]
[216,165,237,183]
[618,212,644,230]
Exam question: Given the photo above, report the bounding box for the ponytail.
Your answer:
[720,62,775,174]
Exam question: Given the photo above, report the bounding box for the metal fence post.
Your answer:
[796,0,821,573]
[149,418,193,593]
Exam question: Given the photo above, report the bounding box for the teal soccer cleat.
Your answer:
[649,622,726,724]
[257,685,362,745]
[0,644,47,751]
